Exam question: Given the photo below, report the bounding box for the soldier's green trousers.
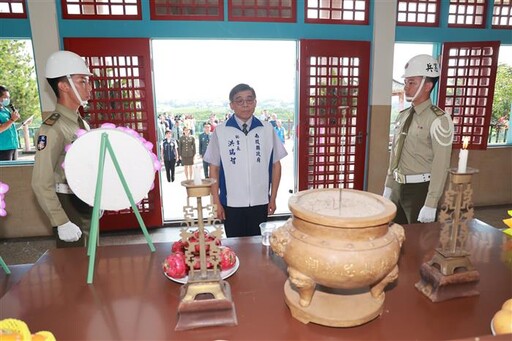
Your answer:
[390,181,430,225]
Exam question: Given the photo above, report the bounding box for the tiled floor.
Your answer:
[1,204,509,266]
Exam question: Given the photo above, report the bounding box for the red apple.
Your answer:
[219,246,237,270]
[171,240,186,254]
[163,253,187,278]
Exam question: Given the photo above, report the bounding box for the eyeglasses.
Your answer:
[233,98,255,106]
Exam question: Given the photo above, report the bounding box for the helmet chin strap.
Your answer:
[66,75,88,107]
[405,76,426,103]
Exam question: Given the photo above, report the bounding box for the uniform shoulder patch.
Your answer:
[36,135,48,151]
[431,105,445,117]
[43,113,60,126]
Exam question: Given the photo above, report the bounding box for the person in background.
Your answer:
[198,122,212,178]
[157,114,168,143]
[383,54,453,224]
[165,113,173,131]
[269,113,278,128]
[208,113,217,132]
[172,117,183,166]
[0,86,21,161]
[183,114,196,135]
[32,50,93,248]
[161,129,179,182]
[204,83,288,237]
[179,126,196,181]
[275,119,286,144]
[258,109,268,121]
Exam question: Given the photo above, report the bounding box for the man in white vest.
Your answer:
[204,83,287,237]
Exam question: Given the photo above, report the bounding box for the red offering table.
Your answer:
[1,220,511,340]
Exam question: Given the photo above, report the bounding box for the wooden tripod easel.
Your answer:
[86,132,156,284]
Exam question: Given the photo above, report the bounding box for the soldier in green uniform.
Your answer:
[32,51,93,247]
[178,126,196,181]
[384,54,454,224]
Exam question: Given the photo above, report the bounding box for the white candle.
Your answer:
[457,149,468,173]
[193,165,202,185]
[457,137,470,173]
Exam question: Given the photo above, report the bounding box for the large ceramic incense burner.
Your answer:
[270,188,404,327]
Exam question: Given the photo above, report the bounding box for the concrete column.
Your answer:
[366,0,397,194]
[27,0,61,115]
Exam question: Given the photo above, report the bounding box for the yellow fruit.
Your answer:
[493,309,512,335]
[34,331,56,341]
[502,298,512,312]
[0,331,23,340]
[0,319,30,340]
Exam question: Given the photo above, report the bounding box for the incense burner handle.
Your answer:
[270,219,291,257]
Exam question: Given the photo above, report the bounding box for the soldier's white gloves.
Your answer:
[383,187,392,199]
[57,221,82,242]
[418,206,436,223]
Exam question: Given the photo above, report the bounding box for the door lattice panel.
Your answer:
[65,38,162,230]
[85,55,152,215]
[438,41,500,149]
[299,40,370,191]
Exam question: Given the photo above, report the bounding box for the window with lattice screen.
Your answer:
[61,0,141,19]
[228,0,296,22]
[448,0,487,28]
[438,41,500,149]
[492,0,512,28]
[150,0,223,21]
[396,0,440,26]
[0,0,26,18]
[305,0,369,24]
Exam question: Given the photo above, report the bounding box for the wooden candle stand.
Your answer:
[415,168,480,302]
[175,179,238,331]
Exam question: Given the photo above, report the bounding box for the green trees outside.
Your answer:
[489,63,512,144]
[493,64,512,122]
[158,104,295,138]
[0,40,41,124]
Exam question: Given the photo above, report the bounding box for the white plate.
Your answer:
[491,318,496,336]
[163,257,240,284]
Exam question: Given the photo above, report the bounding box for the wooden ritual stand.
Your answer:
[175,179,237,331]
[415,168,480,302]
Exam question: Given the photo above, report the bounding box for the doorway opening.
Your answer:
[151,39,297,222]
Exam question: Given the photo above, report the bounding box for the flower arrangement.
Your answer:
[0,182,9,217]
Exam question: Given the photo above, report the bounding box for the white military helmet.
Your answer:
[402,54,440,78]
[45,50,92,78]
